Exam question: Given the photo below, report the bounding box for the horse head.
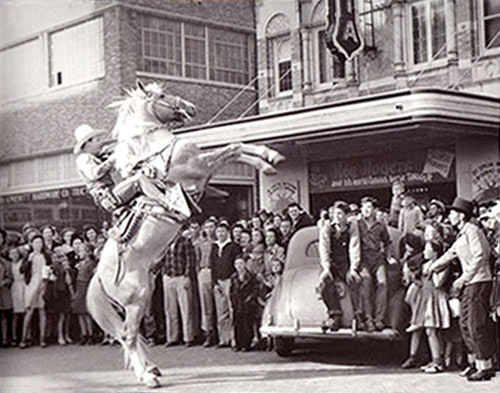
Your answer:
[112,80,197,140]
[136,80,197,124]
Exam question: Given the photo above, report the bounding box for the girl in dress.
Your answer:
[406,241,451,373]
[20,235,52,348]
[72,243,97,345]
[9,247,25,346]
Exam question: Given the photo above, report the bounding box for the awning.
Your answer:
[175,88,500,148]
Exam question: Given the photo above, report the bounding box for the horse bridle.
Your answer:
[149,94,185,124]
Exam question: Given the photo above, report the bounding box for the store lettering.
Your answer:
[32,190,61,201]
[309,149,453,193]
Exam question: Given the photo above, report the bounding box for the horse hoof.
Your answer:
[143,374,161,388]
[147,366,162,377]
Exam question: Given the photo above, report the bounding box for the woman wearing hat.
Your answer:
[74,124,187,216]
[427,197,495,381]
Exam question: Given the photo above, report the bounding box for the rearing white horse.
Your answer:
[86,81,284,388]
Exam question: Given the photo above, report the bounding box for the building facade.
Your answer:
[249,0,499,215]
[0,0,259,231]
[1,0,499,232]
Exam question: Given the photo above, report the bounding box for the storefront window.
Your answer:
[0,186,109,233]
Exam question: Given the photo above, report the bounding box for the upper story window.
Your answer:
[209,28,250,85]
[49,17,105,87]
[0,39,44,102]
[317,30,346,85]
[310,0,345,88]
[273,36,293,93]
[480,0,500,51]
[407,0,446,66]
[139,15,250,85]
[265,13,292,97]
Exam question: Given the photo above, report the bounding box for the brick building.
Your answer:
[0,0,259,231]
[181,0,499,215]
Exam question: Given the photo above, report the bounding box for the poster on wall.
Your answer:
[264,180,300,214]
[471,160,500,203]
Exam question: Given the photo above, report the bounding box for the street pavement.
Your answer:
[0,339,498,393]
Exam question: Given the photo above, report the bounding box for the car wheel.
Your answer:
[274,337,294,357]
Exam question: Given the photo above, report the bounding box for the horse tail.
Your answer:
[87,275,128,366]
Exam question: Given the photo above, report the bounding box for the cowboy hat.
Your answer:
[447,197,475,217]
[74,124,107,154]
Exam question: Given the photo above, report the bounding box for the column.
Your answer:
[392,0,407,88]
[445,0,459,85]
[301,29,312,92]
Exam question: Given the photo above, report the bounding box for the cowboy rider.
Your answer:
[74,124,190,218]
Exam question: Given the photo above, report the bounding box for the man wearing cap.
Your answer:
[427,197,495,381]
[317,201,362,331]
[74,124,190,218]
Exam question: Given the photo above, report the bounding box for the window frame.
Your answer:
[48,16,105,89]
[479,0,500,54]
[268,33,293,98]
[139,14,251,86]
[405,0,447,70]
[312,25,346,89]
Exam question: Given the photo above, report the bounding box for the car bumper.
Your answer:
[260,325,400,340]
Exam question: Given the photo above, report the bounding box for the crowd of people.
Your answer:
[316,180,499,382]
[0,179,498,382]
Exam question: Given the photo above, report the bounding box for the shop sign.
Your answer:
[265,180,300,213]
[309,149,455,193]
[0,186,88,205]
[423,149,454,179]
[325,0,363,60]
[471,161,500,203]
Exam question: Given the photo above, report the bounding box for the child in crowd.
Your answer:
[0,254,13,346]
[9,247,26,346]
[403,241,450,373]
[20,235,52,348]
[52,248,75,345]
[229,254,258,352]
[266,259,284,293]
[72,243,97,345]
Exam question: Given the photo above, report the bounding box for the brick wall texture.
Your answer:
[0,1,257,162]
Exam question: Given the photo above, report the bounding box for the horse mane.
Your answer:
[109,88,141,140]
[110,83,164,140]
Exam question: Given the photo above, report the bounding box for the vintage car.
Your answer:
[260,225,408,357]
